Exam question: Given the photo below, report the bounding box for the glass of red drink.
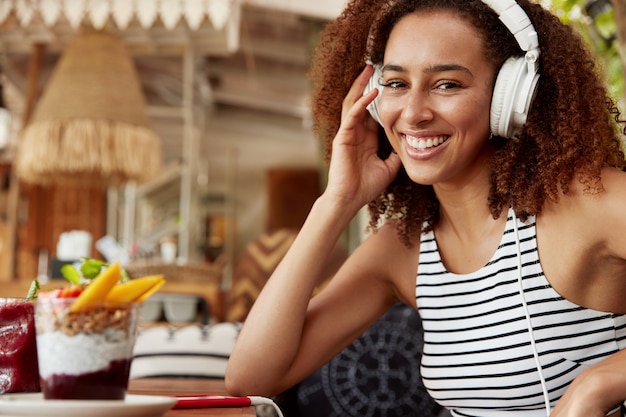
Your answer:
[0,298,41,394]
[35,297,139,400]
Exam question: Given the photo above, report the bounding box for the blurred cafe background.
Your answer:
[0,0,349,321]
[1,2,625,416]
[0,0,623,322]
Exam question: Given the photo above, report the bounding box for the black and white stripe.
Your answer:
[416,208,626,417]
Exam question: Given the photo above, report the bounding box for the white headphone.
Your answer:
[365,0,540,139]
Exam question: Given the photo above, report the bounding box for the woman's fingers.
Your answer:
[341,65,379,124]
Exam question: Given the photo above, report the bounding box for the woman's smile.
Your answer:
[401,132,451,162]
[403,134,449,150]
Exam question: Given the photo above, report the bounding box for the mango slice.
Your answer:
[105,275,165,303]
[70,262,122,312]
[136,278,165,302]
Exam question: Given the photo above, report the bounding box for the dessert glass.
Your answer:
[0,298,40,394]
[35,298,140,400]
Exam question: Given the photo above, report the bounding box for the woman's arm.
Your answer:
[224,65,402,397]
[225,198,399,396]
[550,349,626,417]
[550,167,626,416]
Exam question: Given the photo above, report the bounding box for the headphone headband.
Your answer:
[482,0,540,138]
[482,0,540,58]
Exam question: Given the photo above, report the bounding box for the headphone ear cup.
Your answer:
[490,57,525,139]
[365,64,384,126]
[490,56,538,139]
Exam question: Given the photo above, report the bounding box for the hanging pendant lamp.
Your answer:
[16,28,162,187]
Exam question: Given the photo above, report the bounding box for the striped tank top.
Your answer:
[416,208,626,416]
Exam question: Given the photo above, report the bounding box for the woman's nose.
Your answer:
[399,90,434,124]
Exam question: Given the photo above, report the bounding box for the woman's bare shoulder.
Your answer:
[356,221,421,307]
[360,220,421,259]
[547,167,626,256]
[568,167,626,213]
[546,167,625,212]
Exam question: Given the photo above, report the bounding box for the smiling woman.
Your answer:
[226,1,626,416]
[373,11,495,188]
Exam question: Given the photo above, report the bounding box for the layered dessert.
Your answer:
[36,298,137,400]
[33,261,164,400]
[0,298,40,393]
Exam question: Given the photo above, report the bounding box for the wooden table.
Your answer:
[128,378,256,416]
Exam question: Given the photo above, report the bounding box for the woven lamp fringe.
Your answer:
[16,29,162,187]
[17,119,162,187]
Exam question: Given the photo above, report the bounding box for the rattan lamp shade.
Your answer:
[16,29,162,187]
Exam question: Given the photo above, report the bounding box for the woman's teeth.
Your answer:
[406,135,448,150]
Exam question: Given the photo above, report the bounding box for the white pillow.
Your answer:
[130,322,241,379]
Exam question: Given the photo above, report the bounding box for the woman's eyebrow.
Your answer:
[381,63,406,74]
[426,64,473,76]
[382,63,473,76]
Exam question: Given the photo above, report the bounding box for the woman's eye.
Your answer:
[437,80,461,90]
[380,80,405,89]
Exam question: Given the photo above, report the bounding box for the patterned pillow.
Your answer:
[278,304,443,417]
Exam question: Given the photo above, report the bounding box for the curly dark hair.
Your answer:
[309,0,626,246]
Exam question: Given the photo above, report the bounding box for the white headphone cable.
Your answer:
[249,396,285,417]
[513,215,551,417]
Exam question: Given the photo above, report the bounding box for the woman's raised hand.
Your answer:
[324,65,402,210]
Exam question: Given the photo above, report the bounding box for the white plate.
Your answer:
[0,393,176,417]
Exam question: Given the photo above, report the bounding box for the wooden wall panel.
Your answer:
[17,184,106,280]
[265,168,321,232]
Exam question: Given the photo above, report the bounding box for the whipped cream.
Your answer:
[37,330,135,378]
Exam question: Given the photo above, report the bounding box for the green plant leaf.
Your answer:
[80,258,108,279]
[26,279,40,300]
[61,264,82,285]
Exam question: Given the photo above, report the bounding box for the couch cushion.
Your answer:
[130,322,240,379]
